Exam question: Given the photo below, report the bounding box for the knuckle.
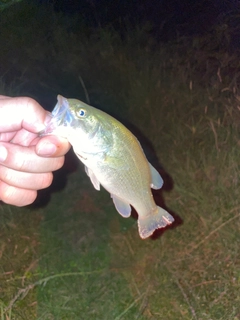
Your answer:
[8,151,26,171]
[24,97,38,112]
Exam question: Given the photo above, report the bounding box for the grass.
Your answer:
[1,2,240,319]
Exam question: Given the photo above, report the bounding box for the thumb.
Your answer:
[36,135,71,157]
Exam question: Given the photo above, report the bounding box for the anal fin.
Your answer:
[111,194,131,218]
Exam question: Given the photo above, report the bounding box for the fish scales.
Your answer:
[100,126,154,210]
[43,95,174,239]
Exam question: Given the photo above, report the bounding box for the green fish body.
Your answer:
[44,95,174,239]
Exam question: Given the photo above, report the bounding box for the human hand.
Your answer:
[0,95,71,206]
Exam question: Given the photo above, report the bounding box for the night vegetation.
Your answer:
[0,1,240,319]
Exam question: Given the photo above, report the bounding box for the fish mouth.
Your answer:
[41,95,75,135]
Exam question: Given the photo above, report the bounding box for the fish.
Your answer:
[43,95,174,239]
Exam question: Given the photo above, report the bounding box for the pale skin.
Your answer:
[0,95,70,206]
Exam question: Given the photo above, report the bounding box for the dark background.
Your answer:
[1,0,239,109]
[34,0,239,42]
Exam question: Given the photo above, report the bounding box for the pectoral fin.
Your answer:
[149,162,163,189]
[111,195,131,218]
[85,166,100,191]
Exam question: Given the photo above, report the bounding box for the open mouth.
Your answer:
[41,95,75,135]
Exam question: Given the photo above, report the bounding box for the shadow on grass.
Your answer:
[32,96,181,241]
[122,117,183,239]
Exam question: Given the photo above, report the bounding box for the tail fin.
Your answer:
[138,206,174,239]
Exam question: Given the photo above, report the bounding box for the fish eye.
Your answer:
[77,109,86,117]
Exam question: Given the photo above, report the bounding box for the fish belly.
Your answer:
[74,127,174,239]
[92,153,155,216]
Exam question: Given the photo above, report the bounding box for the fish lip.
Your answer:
[41,95,75,135]
[52,95,74,127]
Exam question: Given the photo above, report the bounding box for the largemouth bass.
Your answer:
[43,95,174,239]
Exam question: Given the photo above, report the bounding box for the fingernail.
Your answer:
[37,142,57,156]
[0,145,7,162]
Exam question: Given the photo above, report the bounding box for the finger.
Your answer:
[0,166,53,190]
[0,142,65,173]
[0,95,10,99]
[0,181,37,207]
[0,96,52,133]
[36,135,71,157]
[0,131,16,142]
[10,128,39,146]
